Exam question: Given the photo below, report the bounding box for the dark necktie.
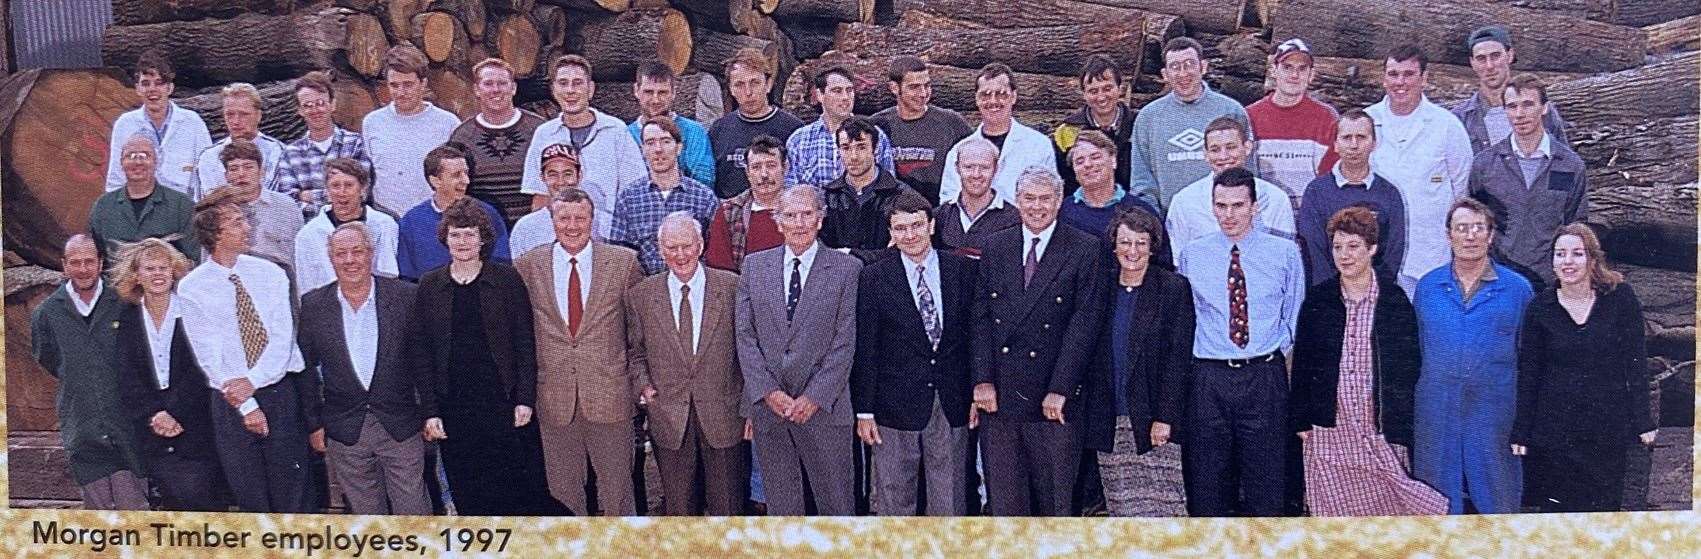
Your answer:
[678,283,694,356]
[787,258,802,322]
[1023,236,1039,288]
[567,257,583,336]
[231,273,268,368]
[917,263,941,349]
[1228,245,1249,348]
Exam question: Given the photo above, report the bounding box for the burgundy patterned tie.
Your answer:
[1228,246,1249,348]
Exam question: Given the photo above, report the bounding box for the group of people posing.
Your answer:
[34,22,1652,518]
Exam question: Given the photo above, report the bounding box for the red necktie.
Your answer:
[568,257,583,336]
[1228,246,1249,348]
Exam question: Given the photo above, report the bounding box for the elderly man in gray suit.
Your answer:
[735,185,862,516]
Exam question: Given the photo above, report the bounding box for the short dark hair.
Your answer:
[435,197,496,259]
[1203,116,1250,144]
[1107,206,1167,261]
[1326,205,1380,247]
[1078,54,1122,86]
[384,44,430,79]
[888,56,928,83]
[1446,197,1496,232]
[423,142,470,179]
[641,117,683,143]
[324,158,368,190]
[1384,43,1428,73]
[549,185,596,212]
[191,192,243,250]
[295,70,335,101]
[1338,108,1376,140]
[1212,167,1258,200]
[551,54,594,81]
[977,63,1014,89]
[134,50,175,83]
[1164,37,1205,61]
[835,116,879,146]
[748,134,786,161]
[884,190,933,221]
[1504,73,1548,105]
[219,139,263,167]
[636,59,675,85]
[812,65,855,92]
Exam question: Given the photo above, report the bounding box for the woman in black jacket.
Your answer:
[112,238,225,511]
[1082,208,1193,517]
[1510,222,1656,512]
[1289,206,1445,516]
[410,199,561,515]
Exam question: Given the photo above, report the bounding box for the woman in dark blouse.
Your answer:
[112,238,225,511]
[410,198,562,515]
[1082,207,1193,517]
[1510,222,1656,512]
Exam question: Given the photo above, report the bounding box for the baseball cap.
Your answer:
[540,143,580,166]
[1273,38,1312,64]
[1467,25,1513,50]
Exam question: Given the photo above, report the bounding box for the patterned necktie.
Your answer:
[230,273,268,369]
[917,263,941,349]
[678,283,694,356]
[1023,236,1039,288]
[567,257,583,336]
[786,257,802,322]
[1228,245,1250,348]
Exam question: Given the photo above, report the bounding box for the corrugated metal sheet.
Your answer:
[10,0,110,70]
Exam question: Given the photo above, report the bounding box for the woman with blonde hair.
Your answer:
[112,237,226,510]
[1510,222,1656,512]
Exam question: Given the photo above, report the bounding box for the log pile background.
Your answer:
[0,0,1696,508]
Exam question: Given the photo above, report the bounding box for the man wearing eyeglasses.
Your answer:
[278,71,371,219]
[937,63,1059,207]
[1128,37,1252,212]
[88,134,201,266]
[1410,197,1533,514]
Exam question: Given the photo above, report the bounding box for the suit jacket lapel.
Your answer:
[530,246,567,334]
[883,259,930,351]
[370,280,404,392]
[786,251,833,347]
[694,271,733,370]
[1010,230,1073,329]
[584,243,618,338]
[321,292,363,393]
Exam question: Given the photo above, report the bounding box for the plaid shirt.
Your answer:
[784,117,895,188]
[277,127,370,216]
[609,175,721,275]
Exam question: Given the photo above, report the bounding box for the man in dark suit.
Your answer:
[970,165,1105,516]
[735,185,863,515]
[297,222,431,515]
[853,192,975,516]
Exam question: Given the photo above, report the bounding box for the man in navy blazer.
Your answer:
[970,166,1105,516]
[853,192,975,515]
[297,222,431,515]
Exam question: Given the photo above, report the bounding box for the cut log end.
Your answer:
[412,12,462,63]
[658,10,695,75]
[345,13,390,78]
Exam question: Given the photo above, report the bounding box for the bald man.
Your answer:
[32,235,149,509]
[88,134,201,265]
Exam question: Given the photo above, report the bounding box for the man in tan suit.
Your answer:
[515,188,645,516]
[625,211,749,515]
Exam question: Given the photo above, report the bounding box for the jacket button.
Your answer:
[1028,351,1037,358]
[1000,347,1009,354]
[1042,323,1050,330]
[925,382,934,388]
[990,292,999,299]
[993,318,1002,325]
[928,358,936,365]
[1055,296,1063,303]
[166,446,175,453]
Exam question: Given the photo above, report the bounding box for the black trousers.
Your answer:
[979,414,1081,516]
[148,452,224,511]
[1183,357,1288,517]
[210,378,315,513]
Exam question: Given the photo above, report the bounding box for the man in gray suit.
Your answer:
[298,222,431,515]
[735,185,862,515]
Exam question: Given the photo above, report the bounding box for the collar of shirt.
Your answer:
[957,195,1007,223]
[66,281,103,318]
[553,242,594,320]
[477,110,525,129]
[901,248,939,284]
[786,241,820,272]
[1331,161,1378,189]
[665,265,705,298]
[143,293,183,336]
[1022,221,1058,261]
[335,281,375,315]
[1070,184,1128,207]
[1511,132,1553,160]
[144,294,182,388]
[327,206,368,227]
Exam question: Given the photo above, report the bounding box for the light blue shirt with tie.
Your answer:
[1177,228,1305,359]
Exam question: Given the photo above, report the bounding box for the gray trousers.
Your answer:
[80,469,150,511]
[872,396,968,516]
[753,419,854,516]
[325,413,430,515]
[980,413,1082,516]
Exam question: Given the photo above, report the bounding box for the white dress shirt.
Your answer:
[1022,221,1058,263]
[292,206,401,296]
[901,248,943,327]
[66,281,103,318]
[1165,174,1296,265]
[553,242,594,330]
[783,242,821,301]
[143,294,184,389]
[666,265,706,353]
[179,254,303,414]
[337,287,379,390]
